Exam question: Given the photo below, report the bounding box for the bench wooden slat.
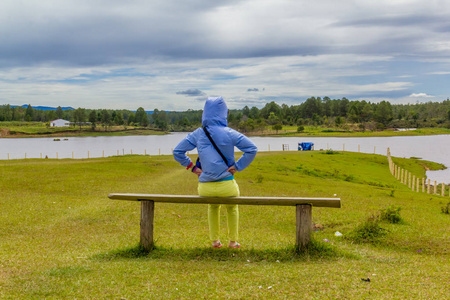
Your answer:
[108,193,341,208]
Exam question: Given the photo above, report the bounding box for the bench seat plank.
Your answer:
[108,193,341,208]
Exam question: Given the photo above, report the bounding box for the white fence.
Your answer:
[387,148,449,197]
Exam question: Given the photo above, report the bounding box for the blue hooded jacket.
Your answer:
[173,96,258,183]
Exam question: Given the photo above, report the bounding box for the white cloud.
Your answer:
[409,93,434,98]
[427,71,450,75]
[0,54,419,110]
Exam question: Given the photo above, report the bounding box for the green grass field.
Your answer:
[1,152,449,299]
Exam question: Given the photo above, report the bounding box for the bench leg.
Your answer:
[140,200,154,251]
[296,204,312,251]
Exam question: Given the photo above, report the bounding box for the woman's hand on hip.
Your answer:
[193,168,202,177]
[227,166,237,175]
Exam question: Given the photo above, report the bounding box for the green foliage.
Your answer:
[297,125,305,132]
[380,205,403,224]
[256,174,264,183]
[348,214,387,243]
[324,149,338,155]
[272,123,282,133]
[101,109,111,131]
[390,189,395,197]
[135,107,148,127]
[88,110,97,130]
[374,101,393,126]
[442,202,450,214]
[2,99,450,134]
[73,107,86,130]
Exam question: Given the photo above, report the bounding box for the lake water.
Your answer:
[1,133,449,183]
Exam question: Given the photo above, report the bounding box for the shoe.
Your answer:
[229,242,240,249]
[212,242,222,248]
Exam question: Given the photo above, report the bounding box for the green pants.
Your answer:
[198,179,240,242]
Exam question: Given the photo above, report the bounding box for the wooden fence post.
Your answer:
[140,200,155,251]
[416,178,420,193]
[427,179,431,194]
[412,175,415,191]
[422,178,425,193]
[408,172,411,188]
[296,204,312,251]
[434,181,437,195]
[442,183,445,197]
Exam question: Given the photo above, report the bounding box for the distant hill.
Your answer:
[10,105,75,111]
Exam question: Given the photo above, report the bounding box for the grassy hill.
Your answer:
[0,152,448,299]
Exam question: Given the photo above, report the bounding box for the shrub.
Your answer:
[442,202,450,214]
[324,149,338,155]
[344,174,355,182]
[297,125,305,132]
[256,174,264,183]
[380,205,403,224]
[348,214,387,243]
[272,123,282,133]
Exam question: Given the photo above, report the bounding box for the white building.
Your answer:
[50,119,71,127]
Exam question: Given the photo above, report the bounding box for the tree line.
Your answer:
[1,97,449,132]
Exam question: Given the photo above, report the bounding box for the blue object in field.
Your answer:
[298,142,314,151]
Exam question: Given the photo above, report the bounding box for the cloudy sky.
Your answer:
[1,0,450,111]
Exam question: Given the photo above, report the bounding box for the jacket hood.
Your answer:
[202,96,228,127]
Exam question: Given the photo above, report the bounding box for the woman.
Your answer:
[173,96,257,248]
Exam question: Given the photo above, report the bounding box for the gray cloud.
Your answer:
[333,13,450,28]
[176,89,206,97]
[0,0,449,109]
[2,1,448,68]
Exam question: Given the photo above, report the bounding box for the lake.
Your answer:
[1,133,449,183]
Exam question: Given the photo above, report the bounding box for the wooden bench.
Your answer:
[107,193,341,251]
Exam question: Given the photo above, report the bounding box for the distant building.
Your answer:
[50,119,71,127]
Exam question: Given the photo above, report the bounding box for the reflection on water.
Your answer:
[1,133,449,183]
